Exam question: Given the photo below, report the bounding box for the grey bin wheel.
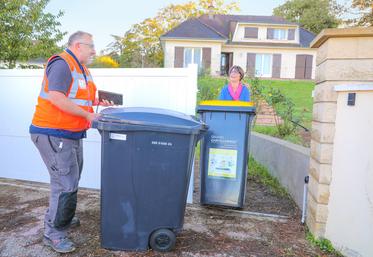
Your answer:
[149,228,176,252]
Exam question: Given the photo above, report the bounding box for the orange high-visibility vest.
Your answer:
[32,50,97,131]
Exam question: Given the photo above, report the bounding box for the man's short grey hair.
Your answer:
[68,31,92,46]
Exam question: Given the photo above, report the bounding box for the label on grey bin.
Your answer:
[110,133,127,141]
[151,141,173,146]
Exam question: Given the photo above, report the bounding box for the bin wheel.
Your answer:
[149,228,176,252]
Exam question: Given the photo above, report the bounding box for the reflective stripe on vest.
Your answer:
[39,84,92,106]
[39,89,93,106]
[39,65,93,107]
[71,99,92,106]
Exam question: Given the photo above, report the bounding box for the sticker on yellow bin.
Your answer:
[207,148,238,179]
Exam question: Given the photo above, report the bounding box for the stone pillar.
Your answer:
[307,27,373,237]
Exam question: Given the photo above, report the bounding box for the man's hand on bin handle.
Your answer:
[86,112,101,122]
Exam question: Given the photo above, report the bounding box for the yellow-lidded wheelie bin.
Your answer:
[197,100,256,208]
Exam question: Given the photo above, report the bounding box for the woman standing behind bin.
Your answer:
[219,65,250,101]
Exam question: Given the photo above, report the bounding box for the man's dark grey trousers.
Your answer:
[31,134,83,240]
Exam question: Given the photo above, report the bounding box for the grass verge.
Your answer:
[249,155,343,256]
[306,229,344,256]
[248,156,289,198]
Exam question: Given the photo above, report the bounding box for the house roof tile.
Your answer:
[161,18,225,40]
[299,28,316,47]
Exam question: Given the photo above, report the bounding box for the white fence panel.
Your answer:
[0,66,198,203]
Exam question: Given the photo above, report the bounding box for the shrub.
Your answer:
[197,75,227,102]
[248,77,301,138]
[90,56,119,68]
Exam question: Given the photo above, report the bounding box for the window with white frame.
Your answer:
[273,29,287,40]
[255,54,272,77]
[184,48,202,69]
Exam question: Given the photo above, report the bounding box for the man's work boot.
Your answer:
[69,217,80,228]
[43,236,76,253]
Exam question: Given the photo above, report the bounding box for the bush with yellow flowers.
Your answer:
[90,56,119,68]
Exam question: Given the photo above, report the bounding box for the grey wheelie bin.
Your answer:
[92,107,207,252]
[197,100,256,208]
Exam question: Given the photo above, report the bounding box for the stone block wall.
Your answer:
[307,27,373,238]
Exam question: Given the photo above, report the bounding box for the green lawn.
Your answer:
[255,79,315,128]
[197,76,315,146]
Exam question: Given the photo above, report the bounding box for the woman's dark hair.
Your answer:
[229,65,244,81]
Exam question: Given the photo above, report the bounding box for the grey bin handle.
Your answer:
[98,114,208,132]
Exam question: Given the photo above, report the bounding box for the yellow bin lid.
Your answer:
[199,100,254,107]
[197,100,256,113]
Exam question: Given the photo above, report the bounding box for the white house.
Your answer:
[161,14,317,80]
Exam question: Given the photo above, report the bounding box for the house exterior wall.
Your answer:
[163,40,223,75]
[233,23,299,44]
[162,23,316,79]
[221,45,316,79]
[280,53,296,78]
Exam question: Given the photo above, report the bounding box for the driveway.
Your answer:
[0,176,337,257]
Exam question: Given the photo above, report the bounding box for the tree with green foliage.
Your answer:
[107,0,239,68]
[351,0,373,26]
[273,0,343,34]
[0,0,66,68]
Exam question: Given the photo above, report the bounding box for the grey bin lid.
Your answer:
[92,107,208,134]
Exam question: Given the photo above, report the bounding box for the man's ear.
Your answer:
[73,42,81,51]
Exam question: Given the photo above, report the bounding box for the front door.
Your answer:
[220,53,233,76]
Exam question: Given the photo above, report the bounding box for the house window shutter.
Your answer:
[295,54,313,79]
[267,28,274,39]
[288,29,295,40]
[272,54,282,78]
[305,55,313,79]
[244,27,258,38]
[174,47,184,68]
[246,53,256,76]
[295,54,306,79]
[202,47,211,72]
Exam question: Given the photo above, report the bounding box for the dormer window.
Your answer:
[244,27,258,39]
[267,28,289,40]
[273,29,287,40]
[266,28,296,40]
